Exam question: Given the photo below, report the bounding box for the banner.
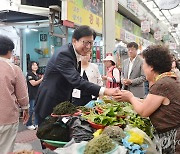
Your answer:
[154,30,162,40]
[171,14,180,24]
[62,0,103,33]
[141,20,150,33]
[169,42,177,49]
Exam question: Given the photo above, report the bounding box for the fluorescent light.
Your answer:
[25,28,30,33]
[31,28,38,32]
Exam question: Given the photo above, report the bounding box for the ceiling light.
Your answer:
[25,27,30,33]
[31,28,38,32]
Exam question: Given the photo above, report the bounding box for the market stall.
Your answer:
[36,100,158,154]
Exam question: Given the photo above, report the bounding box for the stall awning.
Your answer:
[0,10,48,23]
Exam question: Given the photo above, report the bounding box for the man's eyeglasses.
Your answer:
[79,40,93,47]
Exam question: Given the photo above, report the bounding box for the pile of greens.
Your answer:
[84,134,115,154]
[125,113,154,138]
[83,100,154,138]
[53,101,77,115]
[102,126,125,144]
[83,105,126,126]
[76,106,90,113]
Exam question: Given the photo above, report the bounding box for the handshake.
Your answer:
[104,87,134,103]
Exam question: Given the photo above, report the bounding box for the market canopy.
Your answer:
[0,10,48,22]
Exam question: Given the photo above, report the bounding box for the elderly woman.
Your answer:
[113,45,180,154]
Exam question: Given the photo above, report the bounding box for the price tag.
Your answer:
[72,89,81,98]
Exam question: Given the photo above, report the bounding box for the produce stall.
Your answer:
[36,100,158,154]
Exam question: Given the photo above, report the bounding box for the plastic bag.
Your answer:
[85,99,104,108]
[36,116,70,142]
[54,141,127,154]
[124,126,158,154]
[67,116,95,143]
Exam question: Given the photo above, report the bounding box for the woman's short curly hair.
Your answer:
[142,45,172,74]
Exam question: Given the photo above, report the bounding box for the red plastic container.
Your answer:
[87,120,106,129]
[51,109,82,117]
[43,142,57,150]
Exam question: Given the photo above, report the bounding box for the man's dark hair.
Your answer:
[127,42,138,50]
[0,35,14,55]
[72,25,96,40]
[142,45,172,74]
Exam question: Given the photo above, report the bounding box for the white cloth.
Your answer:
[80,63,103,87]
[54,141,127,154]
[0,122,19,154]
[72,63,103,98]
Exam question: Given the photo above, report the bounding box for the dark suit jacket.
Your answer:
[35,43,101,119]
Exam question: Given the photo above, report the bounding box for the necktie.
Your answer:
[82,70,88,81]
[77,61,81,73]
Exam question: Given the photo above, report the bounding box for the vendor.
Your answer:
[113,45,180,153]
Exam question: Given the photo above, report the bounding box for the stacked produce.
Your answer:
[39,100,156,153]
[52,101,77,115]
[82,100,154,139]
[76,106,91,113]
[83,102,127,127]
[84,134,116,154]
[36,116,70,141]
[102,126,125,144]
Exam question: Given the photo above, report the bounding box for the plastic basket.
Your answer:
[42,139,68,149]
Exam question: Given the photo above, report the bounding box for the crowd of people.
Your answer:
[0,25,180,153]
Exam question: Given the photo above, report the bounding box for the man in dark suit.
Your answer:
[35,25,117,124]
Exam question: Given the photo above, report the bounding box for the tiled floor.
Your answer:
[15,129,37,143]
[14,119,43,152]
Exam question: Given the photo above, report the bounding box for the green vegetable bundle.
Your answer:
[84,134,115,154]
[76,106,90,113]
[125,113,154,138]
[53,101,77,115]
[102,126,125,144]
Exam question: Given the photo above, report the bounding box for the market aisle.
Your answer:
[13,119,43,152]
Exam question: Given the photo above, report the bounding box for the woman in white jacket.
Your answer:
[72,53,103,106]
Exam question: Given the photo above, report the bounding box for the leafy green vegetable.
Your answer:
[53,101,77,115]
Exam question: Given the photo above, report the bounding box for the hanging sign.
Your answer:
[158,0,179,10]
[61,0,102,33]
[141,20,150,33]
[169,43,177,49]
[171,14,180,24]
[127,0,139,15]
[125,31,136,42]
[154,30,162,40]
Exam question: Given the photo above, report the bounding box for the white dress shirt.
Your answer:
[128,56,137,79]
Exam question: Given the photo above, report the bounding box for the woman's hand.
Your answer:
[113,90,134,102]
